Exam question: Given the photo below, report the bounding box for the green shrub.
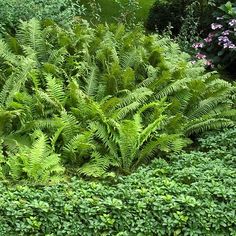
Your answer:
[0,129,235,234]
[0,0,84,33]
[0,19,235,179]
[4,130,65,184]
[80,0,155,25]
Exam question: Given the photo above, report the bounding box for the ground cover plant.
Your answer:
[0,128,235,235]
[0,19,235,183]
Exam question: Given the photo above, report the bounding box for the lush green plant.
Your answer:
[192,1,236,71]
[0,0,85,33]
[81,0,155,25]
[2,130,65,184]
[198,127,236,153]
[0,19,235,179]
[79,99,190,176]
[177,2,201,52]
[0,129,235,234]
[114,0,141,27]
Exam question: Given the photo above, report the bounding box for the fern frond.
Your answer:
[45,75,66,110]
[140,115,166,146]
[47,47,67,66]
[89,121,118,159]
[7,130,64,183]
[112,102,140,121]
[58,112,80,144]
[187,96,230,120]
[185,118,234,135]
[17,18,46,61]
[118,119,140,171]
[84,67,98,97]
[155,76,197,99]
[79,152,115,178]
[119,47,143,68]
[0,39,18,65]
[113,87,153,110]
[63,131,95,162]
[135,140,160,169]
[156,133,190,153]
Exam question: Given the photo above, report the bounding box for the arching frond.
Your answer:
[0,40,18,65]
[17,18,46,61]
[45,75,66,110]
[7,130,64,183]
[185,118,235,136]
[79,152,116,178]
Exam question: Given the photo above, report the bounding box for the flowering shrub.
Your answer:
[192,1,236,70]
[146,0,226,35]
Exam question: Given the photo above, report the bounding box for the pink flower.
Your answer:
[222,30,230,36]
[204,32,215,43]
[229,44,236,49]
[221,41,235,49]
[205,60,214,68]
[204,37,212,43]
[205,60,212,66]
[192,42,204,49]
[211,23,223,30]
[218,36,230,43]
[196,53,206,59]
[229,19,236,27]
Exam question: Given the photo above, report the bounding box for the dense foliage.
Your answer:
[146,0,226,35]
[0,128,235,235]
[0,19,235,182]
[81,0,155,26]
[0,0,85,33]
[193,1,236,71]
[0,2,235,234]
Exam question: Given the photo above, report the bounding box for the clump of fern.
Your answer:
[3,131,64,184]
[79,100,190,177]
[0,19,235,179]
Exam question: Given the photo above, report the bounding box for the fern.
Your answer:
[84,67,98,97]
[62,131,95,163]
[0,39,18,66]
[118,119,140,172]
[185,118,235,136]
[7,130,64,184]
[81,102,175,175]
[79,152,116,178]
[0,139,5,179]
[0,19,235,180]
[17,18,46,62]
[45,75,66,111]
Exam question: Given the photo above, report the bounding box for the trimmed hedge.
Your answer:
[0,132,235,235]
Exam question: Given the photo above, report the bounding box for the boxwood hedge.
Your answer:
[0,131,235,235]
